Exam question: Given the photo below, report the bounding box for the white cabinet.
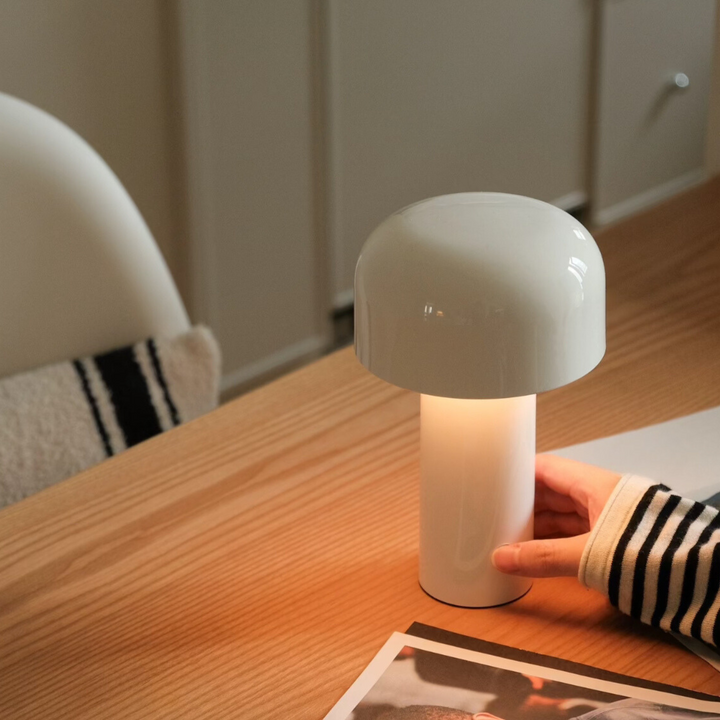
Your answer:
[177,1,330,394]
[175,1,717,393]
[325,0,593,307]
[591,0,717,225]
[0,2,715,395]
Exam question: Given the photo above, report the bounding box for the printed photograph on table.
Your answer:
[325,630,720,720]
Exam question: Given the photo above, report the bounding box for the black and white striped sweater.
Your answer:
[580,475,720,648]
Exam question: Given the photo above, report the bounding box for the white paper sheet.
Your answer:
[553,405,720,502]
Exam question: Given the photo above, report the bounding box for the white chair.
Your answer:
[0,92,190,380]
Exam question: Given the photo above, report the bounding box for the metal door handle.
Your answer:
[672,72,690,89]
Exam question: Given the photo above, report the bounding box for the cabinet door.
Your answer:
[178,0,329,394]
[326,0,592,308]
[592,0,716,225]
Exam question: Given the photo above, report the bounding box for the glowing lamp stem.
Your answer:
[419,393,536,607]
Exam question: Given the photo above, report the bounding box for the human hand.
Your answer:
[491,454,621,578]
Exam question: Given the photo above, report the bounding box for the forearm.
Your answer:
[580,475,720,647]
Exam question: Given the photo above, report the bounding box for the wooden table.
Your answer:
[2,179,720,718]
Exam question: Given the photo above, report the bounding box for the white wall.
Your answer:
[0,0,183,293]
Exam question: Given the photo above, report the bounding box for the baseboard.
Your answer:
[220,335,328,398]
[333,287,354,311]
[593,169,707,226]
[550,190,587,212]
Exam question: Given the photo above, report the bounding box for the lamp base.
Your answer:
[418,579,532,609]
[419,393,535,608]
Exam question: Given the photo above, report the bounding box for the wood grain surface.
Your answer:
[2,179,720,718]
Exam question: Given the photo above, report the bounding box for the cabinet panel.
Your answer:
[178,0,328,392]
[592,0,716,224]
[327,0,592,306]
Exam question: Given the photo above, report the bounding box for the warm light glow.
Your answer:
[419,393,536,607]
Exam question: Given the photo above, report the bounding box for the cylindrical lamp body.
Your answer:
[420,393,535,607]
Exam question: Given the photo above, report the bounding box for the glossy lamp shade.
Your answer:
[355,193,606,399]
[354,193,606,607]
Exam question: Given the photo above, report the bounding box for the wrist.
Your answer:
[579,474,657,593]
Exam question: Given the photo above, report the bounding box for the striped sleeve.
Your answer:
[579,475,720,648]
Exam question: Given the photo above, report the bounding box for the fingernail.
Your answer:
[492,544,520,573]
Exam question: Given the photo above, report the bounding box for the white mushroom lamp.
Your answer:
[354,193,605,607]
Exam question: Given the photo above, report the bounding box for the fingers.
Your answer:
[534,481,581,515]
[536,454,596,498]
[536,453,621,490]
[490,456,620,579]
[491,534,589,577]
[535,454,622,526]
[534,511,590,538]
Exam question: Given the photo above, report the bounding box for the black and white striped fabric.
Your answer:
[0,326,220,507]
[72,338,182,458]
[580,475,720,648]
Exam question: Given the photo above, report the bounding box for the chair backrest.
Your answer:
[0,92,190,379]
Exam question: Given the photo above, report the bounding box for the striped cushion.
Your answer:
[0,326,220,507]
